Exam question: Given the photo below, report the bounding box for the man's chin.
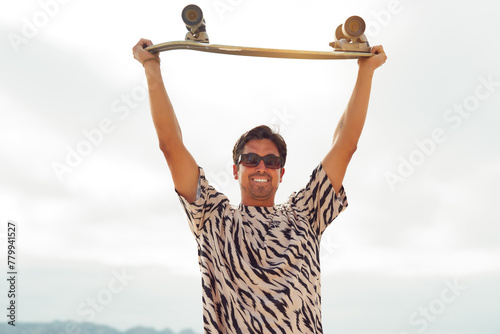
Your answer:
[248,186,275,200]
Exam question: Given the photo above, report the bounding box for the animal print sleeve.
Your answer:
[177,167,229,236]
[288,163,348,235]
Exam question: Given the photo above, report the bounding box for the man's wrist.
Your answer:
[143,58,162,80]
[358,64,375,78]
[142,57,160,67]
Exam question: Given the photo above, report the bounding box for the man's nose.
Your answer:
[255,159,267,171]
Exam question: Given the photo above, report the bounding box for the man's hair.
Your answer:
[232,125,287,168]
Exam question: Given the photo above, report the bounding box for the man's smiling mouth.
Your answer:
[252,178,270,183]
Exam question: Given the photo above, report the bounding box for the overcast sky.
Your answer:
[1,0,499,333]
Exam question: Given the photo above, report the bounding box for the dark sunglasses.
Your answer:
[238,153,282,169]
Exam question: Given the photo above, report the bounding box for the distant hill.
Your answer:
[0,321,199,334]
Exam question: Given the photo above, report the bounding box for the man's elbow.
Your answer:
[346,144,357,159]
[343,134,359,156]
[333,138,357,157]
[159,140,170,153]
[350,143,358,154]
[159,138,182,155]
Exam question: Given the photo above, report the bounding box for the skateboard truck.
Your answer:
[329,16,371,53]
[182,4,209,43]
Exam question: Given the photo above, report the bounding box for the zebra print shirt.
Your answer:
[178,163,348,333]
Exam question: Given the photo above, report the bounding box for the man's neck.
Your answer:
[240,198,275,207]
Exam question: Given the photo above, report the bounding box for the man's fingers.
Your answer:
[133,38,154,53]
[371,45,384,54]
[133,38,153,52]
[371,45,387,63]
[132,38,158,64]
[358,45,387,69]
[140,38,153,48]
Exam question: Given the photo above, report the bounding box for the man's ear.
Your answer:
[279,167,285,183]
[233,164,239,180]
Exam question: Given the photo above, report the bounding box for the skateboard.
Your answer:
[146,5,374,60]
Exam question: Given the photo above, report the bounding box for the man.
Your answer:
[133,38,386,333]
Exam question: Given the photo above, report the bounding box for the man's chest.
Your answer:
[211,209,319,269]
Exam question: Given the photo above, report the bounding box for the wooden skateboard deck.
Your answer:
[145,5,373,60]
[146,41,373,60]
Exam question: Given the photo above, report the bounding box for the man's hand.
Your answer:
[358,45,387,72]
[132,38,159,65]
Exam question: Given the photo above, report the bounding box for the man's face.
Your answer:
[233,139,285,207]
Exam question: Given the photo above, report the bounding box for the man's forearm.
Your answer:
[144,61,183,151]
[333,66,374,149]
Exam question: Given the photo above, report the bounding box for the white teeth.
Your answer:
[253,179,269,183]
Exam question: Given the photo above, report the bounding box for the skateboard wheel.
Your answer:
[182,4,204,27]
[342,16,365,38]
[335,24,350,42]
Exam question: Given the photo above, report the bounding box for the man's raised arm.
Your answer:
[322,45,387,193]
[133,39,199,203]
